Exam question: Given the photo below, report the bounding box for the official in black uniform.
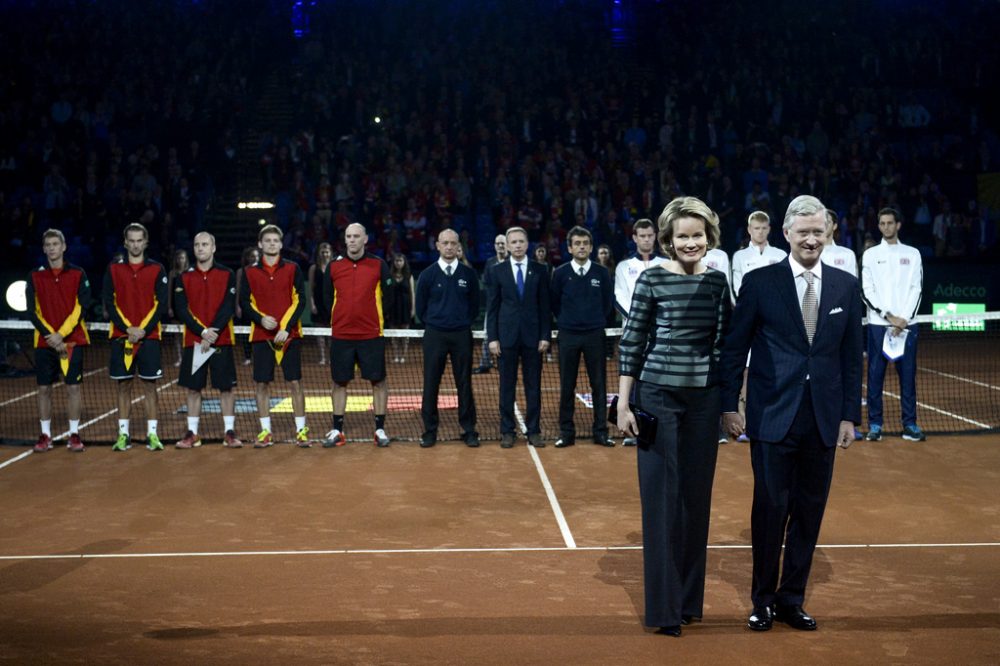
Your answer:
[551,226,614,447]
[415,229,481,447]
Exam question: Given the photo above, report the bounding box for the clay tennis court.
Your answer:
[2,322,999,664]
[1,429,998,665]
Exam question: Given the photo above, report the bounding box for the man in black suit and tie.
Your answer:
[486,226,551,448]
[721,195,863,632]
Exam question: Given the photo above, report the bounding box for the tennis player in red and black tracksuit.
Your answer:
[27,229,91,452]
[321,222,393,447]
[173,232,241,449]
[102,223,168,450]
[239,224,308,446]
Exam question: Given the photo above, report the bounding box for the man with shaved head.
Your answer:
[173,232,242,448]
[322,222,394,447]
[415,229,481,448]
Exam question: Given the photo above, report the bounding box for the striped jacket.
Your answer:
[619,266,732,388]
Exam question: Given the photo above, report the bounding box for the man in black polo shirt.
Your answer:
[551,226,614,448]
[415,229,480,448]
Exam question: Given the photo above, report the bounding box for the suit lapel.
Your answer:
[815,270,833,339]
[777,261,808,343]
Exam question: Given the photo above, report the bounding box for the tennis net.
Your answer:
[0,312,997,445]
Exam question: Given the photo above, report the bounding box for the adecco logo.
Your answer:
[933,283,988,298]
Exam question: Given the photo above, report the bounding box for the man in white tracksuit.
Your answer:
[731,211,787,297]
[860,207,926,442]
[820,211,858,278]
[614,218,667,446]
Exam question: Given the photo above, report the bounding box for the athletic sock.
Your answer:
[223,416,235,432]
[260,417,272,432]
[147,420,158,435]
[374,414,386,430]
[118,419,129,436]
[295,416,306,431]
[333,414,344,431]
[40,419,51,437]
[187,417,199,434]
[68,419,79,434]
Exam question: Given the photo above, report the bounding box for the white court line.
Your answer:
[514,403,577,549]
[0,450,32,470]
[864,383,993,429]
[919,367,999,392]
[0,379,181,472]
[0,368,103,408]
[1,542,998,562]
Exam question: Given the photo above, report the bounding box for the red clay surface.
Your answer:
[1,434,998,664]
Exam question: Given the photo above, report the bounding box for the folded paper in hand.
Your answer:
[882,328,908,361]
[191,345,217,374]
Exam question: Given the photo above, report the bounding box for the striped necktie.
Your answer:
[802,270,817,344]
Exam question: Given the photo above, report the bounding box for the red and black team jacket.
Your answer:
[173,263,236,347]
[26,262,91,349]
[102,258,168,341]
[323,252,393,340]
[239,258,305,342]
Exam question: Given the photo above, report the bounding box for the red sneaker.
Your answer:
[224,430,243,448]
[67,433,85,452]
[175,431,202,449]
[33,434,53,453]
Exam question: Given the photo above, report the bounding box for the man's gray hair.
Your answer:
[782,195,827,231]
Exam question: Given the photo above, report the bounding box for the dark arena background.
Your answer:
[1,1,998,664]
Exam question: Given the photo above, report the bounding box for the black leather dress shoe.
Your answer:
[622,437,637,447]
[500,433,515,448]
[527,433,545,447]
[680,615,699,626]
[657,625,681,637]
[554,437,575,448]
[420,433,437,448]
[463,432,480,448]
[472,366,491,375]
[593,436,615,447]
[747,605,774,631]
[775,604,817,631]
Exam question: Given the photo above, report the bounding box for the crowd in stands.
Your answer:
[0,0,282,280]
[2,0,998,295]
[261,1,999,268]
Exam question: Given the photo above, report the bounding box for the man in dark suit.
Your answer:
[486,226,551,448]
[721,195,863,633]
[473,234,508,374]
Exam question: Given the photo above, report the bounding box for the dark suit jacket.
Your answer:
[720,258,863,447]
[485,258,552,348]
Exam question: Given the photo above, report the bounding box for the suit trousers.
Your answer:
[637,382,720,628]
[498,343,542,435]
[557,328,607,441]
[749,388,836,608]
[421,328,476,437]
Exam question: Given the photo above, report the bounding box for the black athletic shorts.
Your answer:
[330,337,386,383]
[109,338,162,380]
[179,345,237,392]
[252,338,302,383]
[35,346,85,386]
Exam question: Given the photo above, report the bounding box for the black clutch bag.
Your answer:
[608,394,658,447]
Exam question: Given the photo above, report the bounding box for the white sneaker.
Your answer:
[374,428,390,447]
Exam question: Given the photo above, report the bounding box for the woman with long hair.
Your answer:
[235,246,260,365]
[386,253,416,363]
[596,243,618,359]
[167,248,190,366]
[308,242,333,364]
